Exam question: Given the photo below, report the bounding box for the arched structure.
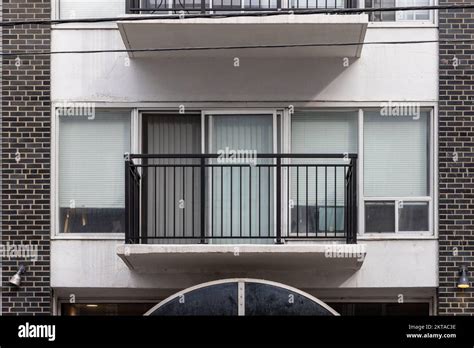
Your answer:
[145,279,339,316]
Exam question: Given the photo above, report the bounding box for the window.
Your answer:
[59,0,125,19]
[58,111,131,233]
[61,303,156,316]
[365,0,431,22]
[327,302,430,316]
[363,110,431,233]
[291,111,358,234]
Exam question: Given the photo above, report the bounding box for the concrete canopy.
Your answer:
[118,14,368,58]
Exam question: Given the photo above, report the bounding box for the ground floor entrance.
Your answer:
[58,279,433,316]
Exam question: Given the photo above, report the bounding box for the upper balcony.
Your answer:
[118,153,364,272]
[118,0,368,58]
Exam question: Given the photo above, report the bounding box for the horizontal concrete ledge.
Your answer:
[117,243,367,273]
[118,14,368,58]
[119,13,369,25]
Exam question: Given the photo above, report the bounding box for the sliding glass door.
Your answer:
[142,113,202,243]
[207,113,275,243]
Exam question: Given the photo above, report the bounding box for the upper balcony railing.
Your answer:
[126,0,359,14]
[125,153,357,245]
[125,0,433,22]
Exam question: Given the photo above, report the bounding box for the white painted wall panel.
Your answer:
[51,26,438,103]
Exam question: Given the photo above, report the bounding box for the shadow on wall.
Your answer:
[129,57,353,102]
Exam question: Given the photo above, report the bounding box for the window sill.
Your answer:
[368,21,437,28]
[358,233,436,241]
[52,233,124,240]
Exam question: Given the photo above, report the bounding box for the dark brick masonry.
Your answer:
[1,0,51,315]
[438,0,474,315]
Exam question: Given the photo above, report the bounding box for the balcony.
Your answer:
[118,154,363,273]
[118,0,368,58]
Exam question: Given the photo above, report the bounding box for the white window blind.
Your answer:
[396,0,430,21]
[59,0,125,19]
[59,111,131,209]
[364,111,429,197]
[291,111,358,206]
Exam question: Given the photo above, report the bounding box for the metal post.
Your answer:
[201,0,206,13]
[352,157,358,244]
[124,153,131,244]
[276,157,282,244]
[200,157,206,243]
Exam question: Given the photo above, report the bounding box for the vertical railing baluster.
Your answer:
[221,166,224,238]
[211,165,214,239]
[344,166,348,242]
[306,165,309,237]
[296,166,299,236]
[249,166,252,237]
[200,157,206,243]
[268,165,270,238]
[287,165,290,236]
[230,166,233,238]
[276,157,282,244]
[154,166,157,239]
[240,166,242,238]
[183,166,186,238]
[259,166,261,237]
[315,165,318,237]
[164,166,167,238]
[325,165,328,237]
[352,158,358,244]
[125,156,131,243]
[334,166,337,236]
[173,166,176,238]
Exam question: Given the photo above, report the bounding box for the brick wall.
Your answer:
[1,0,51,315]
[438,0,474,315]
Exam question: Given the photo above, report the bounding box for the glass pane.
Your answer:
[291,111,357,235]
[398,201,429,231]
[366,0,396,21]
[364,110,429,197]
[59,111,131,233]
[365,201,395,233]
[62,303,155,316]
[143,115,202,243]
[60,0,124,19]
[210,115,274,243]
[396,0,430,21]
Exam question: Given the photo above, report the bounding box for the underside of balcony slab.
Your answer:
[117,243,367,273]
[117,14,368,58]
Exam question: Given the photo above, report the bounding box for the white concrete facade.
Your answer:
[50,8,439,313]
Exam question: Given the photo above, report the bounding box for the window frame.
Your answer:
[52,106,136,238]
[359,108,434,236]
[52,105,436,240]
[362,0,436,26]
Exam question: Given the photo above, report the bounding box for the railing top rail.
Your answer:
[127,153,358,160]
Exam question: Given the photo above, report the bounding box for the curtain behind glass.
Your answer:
[291,111,358,234]
[210,115,274,243]
[144,114,202,243]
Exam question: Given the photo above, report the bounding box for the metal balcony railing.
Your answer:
[125,153,357,245]
[126,0,359,14]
